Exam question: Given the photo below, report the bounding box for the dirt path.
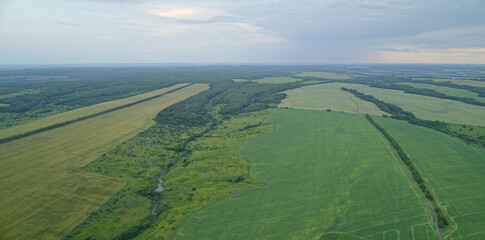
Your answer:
[365,116,442,240]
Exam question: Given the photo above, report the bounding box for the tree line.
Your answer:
[365,115,449,229]
[342,87,485,147]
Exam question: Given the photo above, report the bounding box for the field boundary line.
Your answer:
[360,114,433,227]
[364,115,443,240]
[0,83,194,145]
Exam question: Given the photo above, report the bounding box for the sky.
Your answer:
[1,0,485,64]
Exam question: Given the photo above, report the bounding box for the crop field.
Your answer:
[0,83,189,141]
[172,109,436,240]
[399,82,485,103]
[333,83,485,126]
[278,83,386,115]
[374,117,485,240]
[413,78,485,88]
[0,84,208,240]
[294,71,351,80]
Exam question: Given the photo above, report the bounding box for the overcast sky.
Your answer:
[1,0,485,64]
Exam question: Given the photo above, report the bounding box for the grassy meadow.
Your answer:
[374,117,485,239]
[279,83,386,115]
[0,83,189,141]
[399,82,485,103]
[0,84,208,240]
[333,83,485,126]
[294,71,351,80]
[172,109,436,240]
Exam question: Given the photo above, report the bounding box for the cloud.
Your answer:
[371,48,485,64]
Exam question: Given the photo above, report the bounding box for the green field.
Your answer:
[233,77,301,84]
[279,83,386,115]
[334,83,485,126]
[172,109,436,240]
[374,117,485,239]
[399,82,485,103]
[0,83,189,141]
[294,71,351,80]
[413,78,485,88]
[0,103,8,107]
[0,84,208,240]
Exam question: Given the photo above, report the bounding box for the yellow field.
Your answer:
[0,84,209,240]
[413,78,485,88]
[0,103,8,107]
[294,71,351,80]
[0,83,189,141]
[278,83,386,115]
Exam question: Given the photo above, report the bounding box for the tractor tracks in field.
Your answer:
[364,115,443,240]
[343,90,360,113]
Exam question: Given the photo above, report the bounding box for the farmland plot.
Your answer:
[0,84,208,240]
[334,83,485,126]
[0,83,189,141]
[172,109,436,240]
[374,117,485,240]
[279,83,386,115]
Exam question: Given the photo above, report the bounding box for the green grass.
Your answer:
[335,83,485,126]
[172,109,436,240]
[295,71,351,80]
[65,109,274,240]
[374,117,485,239]
[278,83,386,115]
[134,110,275,240]
[233,77,301,84]
[399,82,485,103]
[413,78,485,88]
[0,84,208,240]
[0,83,189,141]
[447,124,485,145]
[0,88,43,99]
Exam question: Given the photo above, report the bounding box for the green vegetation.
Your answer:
[1,65,484,239]
[0,88,43,99]
[65,81,301,239]
[399,82,485,103]
[342,87,485,147]
[0,83,189,143]
[366,115,448,231]
[279,83,386,115]
[368,81,485,107]
[335,83,485,126]
[374,117,485,239]
[294,71,351,80]
[318,234,353,240]
[413,78,485,88]
[446,124,485,147]
[172,109,435,239]
[233,76,301,84]
[0,65,297,129]
[0,84,208,240]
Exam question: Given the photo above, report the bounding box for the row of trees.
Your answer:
[365,115,449,229]
[342,87,485,147]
